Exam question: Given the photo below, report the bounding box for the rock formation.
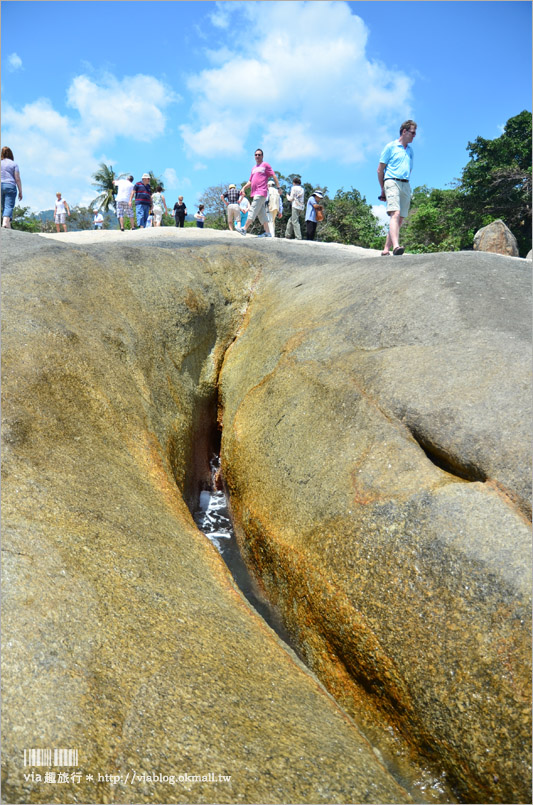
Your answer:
[473,218,520,256]
[1,229,409,804]
[2,228,531,804]
[219,248,532,803]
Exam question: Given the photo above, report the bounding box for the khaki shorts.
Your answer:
[227,203,240,225]
[248,195,268,225]
[384,179,411,218]
[153,208,164,224]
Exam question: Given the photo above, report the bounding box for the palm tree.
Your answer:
[91,163,126,212]
[148,171,165,193]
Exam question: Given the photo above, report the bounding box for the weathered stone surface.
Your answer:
[526,249,532,260]
[473,218,520,256]
[219,250,532,803]
[1,229,410,804]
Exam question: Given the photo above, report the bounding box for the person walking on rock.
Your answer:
[267,180,281,237]
[173,196,187,227]
[133,173,153,229]
[238,195,250,230]
[93,210,104,230]
[238,148,280,238]
[194,205,206,228]
[377,120,417,255]
[220,184,242,231]
[54,192,70,233]
[151,185,168,227]
[305,190,324,241]
[285,176,304,240]
[1,146,23,228]
[113,174,134,231]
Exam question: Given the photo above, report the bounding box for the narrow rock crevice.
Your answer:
[408,427,487,483]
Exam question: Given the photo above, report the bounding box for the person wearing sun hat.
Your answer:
[133,172,153,228]
[220,183,242,231]
[305,189,324,241]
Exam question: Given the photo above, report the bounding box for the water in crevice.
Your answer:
[193,455,297,652]
[192,454,458,805]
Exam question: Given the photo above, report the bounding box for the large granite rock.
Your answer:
[219,249,532,803]
[473,219,519,256]
[1,229,410,804]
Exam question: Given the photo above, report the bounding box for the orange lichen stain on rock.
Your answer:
[233,502,418,722]
[485,477,532,523]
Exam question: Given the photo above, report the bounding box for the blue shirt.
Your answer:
[379,140,414,180]
[306,195,319,222]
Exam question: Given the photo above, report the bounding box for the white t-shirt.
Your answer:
[115,179,133,203]
[288,185,304,210]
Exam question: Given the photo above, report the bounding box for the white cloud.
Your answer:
[181,1,413,164]
[67,73,179,142]
[8,53,23,72]
[181,119,244,157]
[2,73,178,212]
[162,168,191,190]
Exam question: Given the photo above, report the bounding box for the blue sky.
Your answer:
[1,0,531,222]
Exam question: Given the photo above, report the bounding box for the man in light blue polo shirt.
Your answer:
[377,119,417,255]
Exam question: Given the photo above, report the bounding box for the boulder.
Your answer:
[473,219,519,256]
[526,249,532,260]
[1,229,410,805]
[219,249,532,803]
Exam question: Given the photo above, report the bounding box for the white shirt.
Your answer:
[287,185,304,210]
[115,179,134,203]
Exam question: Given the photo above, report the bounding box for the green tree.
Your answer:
[91,163,124,213]
[401,186,471,253]
[10,206,42,233]
[148,171,165,193]
[198,183,231,229]
[69,205,98,231]
[401,111,531,255]
[319,187,383,248]
[458,110,532,255]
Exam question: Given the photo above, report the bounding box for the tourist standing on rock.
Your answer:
[54,192,70,233]
[305,190,324,241]
[1,147,23,228]
[267,180,281,237]
[133,173,153,229]
[151,185,168,227]
[173,196,187,227]
[285,177,304,240]
[194,204,206,228]
[220,184,242,231]
[238,195,250,230]
[238,148,280,237]
[93,210,104,230]
[113,174,134,231]
[377,120,417,256]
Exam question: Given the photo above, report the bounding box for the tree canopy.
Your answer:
[402,110,532,255]
[91,163,122,212]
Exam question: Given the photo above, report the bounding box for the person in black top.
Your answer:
[173,196,187,227]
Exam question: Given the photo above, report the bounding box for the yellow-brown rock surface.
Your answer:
[219,249,532,803]
[1,229,411,804]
